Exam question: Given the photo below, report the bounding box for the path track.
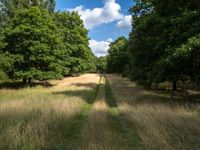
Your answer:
[79,76,120,150]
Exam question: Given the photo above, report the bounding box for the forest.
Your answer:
[107,0,200,90]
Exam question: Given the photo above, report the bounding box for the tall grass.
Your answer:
[79,76,126,150]
[79,76,143,150]
[0,74,100,150]
[106,74,200,150]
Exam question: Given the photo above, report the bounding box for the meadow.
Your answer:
[106,74,200,150]
[0,74,100,150]
[0,74,199,150]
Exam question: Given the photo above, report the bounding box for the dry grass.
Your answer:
[1,73,199,150]
[79,77,117,150]
[0,74,100,150]
[106,74,200,150]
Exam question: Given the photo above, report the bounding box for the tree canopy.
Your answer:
[0,1,96,83]
[107,37,129,75]
[107,0,200,90]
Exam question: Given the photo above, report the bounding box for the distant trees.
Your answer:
[96,56,107,73]
[0,1,96,83]
[107,0,200,90]
[107,37,129,75]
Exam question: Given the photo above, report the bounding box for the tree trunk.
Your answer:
[28,78,32,83]
[172,80,177,91]
[23,78,27,84]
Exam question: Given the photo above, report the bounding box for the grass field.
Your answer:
[0,74,200,150]
[0,74,100,150]
[106,74,200,150]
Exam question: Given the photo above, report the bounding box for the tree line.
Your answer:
[107,0,200,90]
[0,0,96,83]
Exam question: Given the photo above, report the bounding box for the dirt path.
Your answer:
[79,76,121,150]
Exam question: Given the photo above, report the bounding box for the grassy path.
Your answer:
[79,76,115,150]
[78,75,142,150]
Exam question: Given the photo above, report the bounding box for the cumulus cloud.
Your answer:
[117,15,132,29]
[107,38,114,42]
[69,0,122,29]
[89,39,112,57]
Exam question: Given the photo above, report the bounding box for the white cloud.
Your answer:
[69,0,122,29]
[89,39,112,57]
[117,15,132,29]
[107,38,113,42]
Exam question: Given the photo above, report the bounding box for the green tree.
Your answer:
[96,56,107,73]
[1,7,63,83]
[0,53,13,81]
[0,0,55,28]
[107,37,129,75]
[55,11,96,76]
[126,0,200,89]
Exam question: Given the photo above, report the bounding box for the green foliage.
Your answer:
[0,53,13,81]
[107,0,200,89]
[129,0,200,88]
[96,56,107,73]
[55,11,96,75]
[0,1,96,82]
[162,34,200,83]
[1,7,63,80]
[107,37,129,75]
[0,0,51,24]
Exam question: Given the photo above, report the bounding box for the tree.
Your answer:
[1,7,64,83]
[44,0,55,13]
[107,37,129,74]
[55,11,96,76]
[105,0,200,89]
[157,34,200,90]
[0,53,13,81]
[96,56,107,73]
[0,0,55,28]
[126,0,200,89]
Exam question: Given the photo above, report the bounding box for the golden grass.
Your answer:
[1,73,199,150]
[79,77,113,150]
[106,74,200,150]
[0,74,100,150]
[79,76,127,150]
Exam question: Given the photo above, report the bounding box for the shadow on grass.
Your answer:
[0,81,54,90]
[105,78,117,108]
[0,107,90,150]
[104,76,144,149]
[147,89,200,106]
[70,83,98,88]
[42,109,90,150]
[52,83,101,105]
[111,77,200,107]
[0,81,101,149]
[108,111,144,150]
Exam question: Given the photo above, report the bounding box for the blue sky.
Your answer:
[55,0,134,56]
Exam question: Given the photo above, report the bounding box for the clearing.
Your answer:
[0,74,199,150]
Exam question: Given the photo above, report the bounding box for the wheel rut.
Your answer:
[79,76,117,150]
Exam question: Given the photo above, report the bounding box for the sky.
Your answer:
[55,0,134,57]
